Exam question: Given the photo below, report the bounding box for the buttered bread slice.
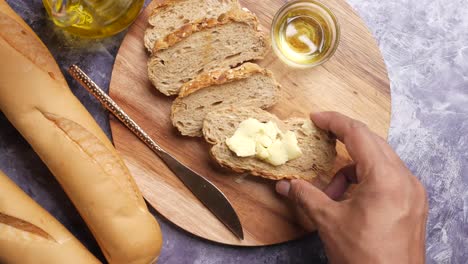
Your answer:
[148,9,269,96]
[202,106,337,181]
[171,63,281,137]
[144,0,240,52]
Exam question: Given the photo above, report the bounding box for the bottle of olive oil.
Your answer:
[43,0,144,38]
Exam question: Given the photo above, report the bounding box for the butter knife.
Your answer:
[68,65,244,240]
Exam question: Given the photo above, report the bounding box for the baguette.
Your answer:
[0,2,162,263]
[203,106,337,181]
[171,63,281,136]
[0,170,100,264]
[148,8,269,96]
[144,0,240,52]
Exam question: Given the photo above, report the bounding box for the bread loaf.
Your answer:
[144,0,240,52]
[171,63,281,136]
[0,2,162,263]
[0,170,100,264]
[203,106,337,181]
[148,8,269,96]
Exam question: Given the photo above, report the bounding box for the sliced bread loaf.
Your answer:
[144,0,240,52]
[147,9,269,96]
[202,106,337,181]
[171,63,281,137]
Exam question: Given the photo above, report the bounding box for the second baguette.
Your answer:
[0,170,100,264]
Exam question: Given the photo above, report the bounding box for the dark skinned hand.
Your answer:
[276,112,428,264]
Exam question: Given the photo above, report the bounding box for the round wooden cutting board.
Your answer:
[109,0,391,246]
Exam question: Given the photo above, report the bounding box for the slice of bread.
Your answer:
[144,0,240,52]
[202,106,337,181]
[171,63,281,137]
[147,9,269,96]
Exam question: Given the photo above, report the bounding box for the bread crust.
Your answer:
[151,0,184,15]
[209,142,334,181]
[153,8,260,52]
[178,63,274,97]
[150,0,241,18]
[171,64,281,137]
[209,148,318,181]
[150,0,238,16]
[145,0,241,52]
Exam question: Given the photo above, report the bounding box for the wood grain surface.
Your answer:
[108,0,391,246]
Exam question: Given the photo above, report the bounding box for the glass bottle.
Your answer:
[43,0,144,38]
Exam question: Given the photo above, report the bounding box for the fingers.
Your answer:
[276,180,292,196]
[311,112,387,167]
[294,206,317,232]
[311,111,366,142]
[324,164,357,200]
[276,179,335,225]
[371,133,401,159]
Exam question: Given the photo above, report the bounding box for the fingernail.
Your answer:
[276,180,291,196]
[310,112,319,120]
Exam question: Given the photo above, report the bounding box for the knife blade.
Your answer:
[68,65,244,240]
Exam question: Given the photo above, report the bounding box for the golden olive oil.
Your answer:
[43,0,144,38]
[273,9,333,65]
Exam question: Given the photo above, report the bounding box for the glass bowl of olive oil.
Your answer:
[271,0,340,68]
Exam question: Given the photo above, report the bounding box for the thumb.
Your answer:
[276,179,335,225]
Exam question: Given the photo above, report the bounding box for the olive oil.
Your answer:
[43,0,144,38]
[271,1,340,68]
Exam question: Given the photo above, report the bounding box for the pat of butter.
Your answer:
[226,118,302,166]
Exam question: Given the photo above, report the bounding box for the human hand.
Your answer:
[276,112,428,264]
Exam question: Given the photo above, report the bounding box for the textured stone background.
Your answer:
[1,0,467,263]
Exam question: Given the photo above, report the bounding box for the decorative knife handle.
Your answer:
[68,65,165,154]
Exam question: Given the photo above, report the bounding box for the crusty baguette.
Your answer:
[144,0,240,52]
[0,170,100,264]
[171,63,281,136]
[0,2,162,264]
[148,8,269,96]
[203,107,337,181]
